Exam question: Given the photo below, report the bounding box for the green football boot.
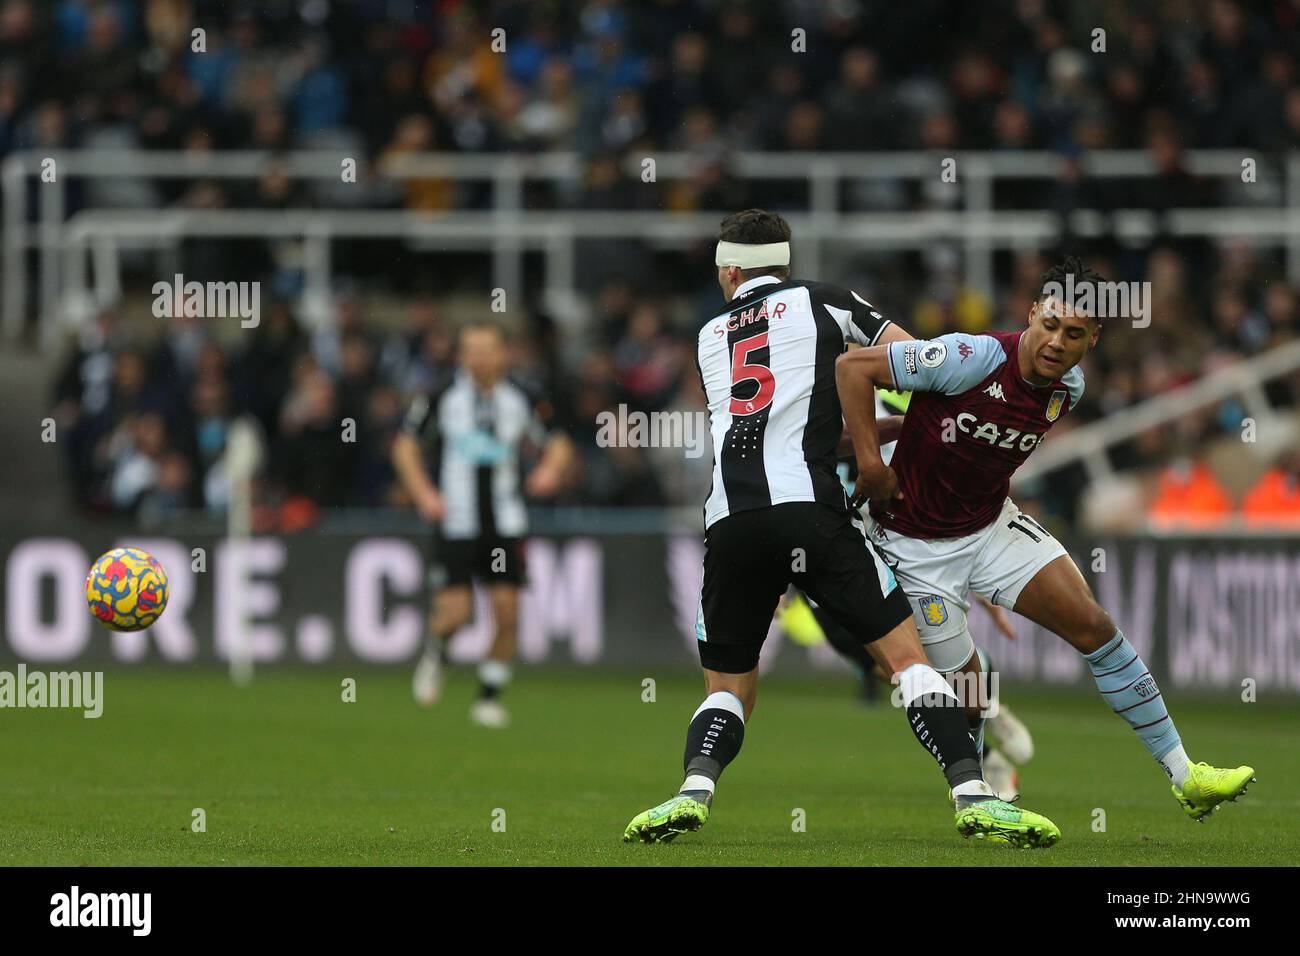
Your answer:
[1172,762,1256,821]
[623,793,710,844]
[955,795,1060,849]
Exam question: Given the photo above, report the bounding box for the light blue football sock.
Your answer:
[1085,630,1184,771]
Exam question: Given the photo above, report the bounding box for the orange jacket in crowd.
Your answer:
[1149,462,1233,529]
[1240,468,1300,528]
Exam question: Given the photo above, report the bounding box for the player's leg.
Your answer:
[799,508,1058,847]
[1013,552,1255,818]
[624,510,780,844]
[809,599,885,701]
[414,536,475,706]
[469,582,519,728]
[878,521,1034,797]
[870,530,1001,783]
[413,584,473,707]
[978,501,1255,819]
[469,538,525,727]
[681,663,757,798]
[967,646,1027,801]
[866,517,998,755]
[979,646,1033,764]
[856,614,1057,846]
[906,629,1023,799]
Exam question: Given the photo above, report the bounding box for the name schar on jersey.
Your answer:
[696,278,892,529]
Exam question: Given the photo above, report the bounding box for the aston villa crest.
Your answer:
[919,595,948,627]
[1046,388,1067,422]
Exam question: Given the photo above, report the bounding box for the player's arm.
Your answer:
[521,391,575,498]
[876,413,905,445]
[835,341,907,456]
[836,414,903,457]
[392,397,445,521]
[835,286,915,348]
[834,344,900,508]
[526,432,574,497]
[875,322,916,345]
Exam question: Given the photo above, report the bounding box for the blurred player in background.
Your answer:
[624,209,1060,848]
[836,257,1256,820]
[392,323,572,728]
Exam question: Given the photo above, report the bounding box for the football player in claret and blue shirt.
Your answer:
[836,256,1255,821]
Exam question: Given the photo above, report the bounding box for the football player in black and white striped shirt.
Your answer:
[623,209,1060,848]
[393,323,572,728]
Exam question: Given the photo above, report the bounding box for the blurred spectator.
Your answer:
[381,114,453,211]
[1241,450,1300,528]
[0,0,1289,169]
[276,362,357,508]
[16,0,1300,533]
[189,373,232,510]
[106,410,172,512]
[1150,456,1234,530]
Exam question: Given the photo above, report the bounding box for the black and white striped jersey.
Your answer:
[401,371,549,540]
[696,275,892,528]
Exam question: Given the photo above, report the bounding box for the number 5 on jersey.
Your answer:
[730,332,776,415]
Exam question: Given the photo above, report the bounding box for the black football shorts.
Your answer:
[429,534,527,588]
[697,501,911,673]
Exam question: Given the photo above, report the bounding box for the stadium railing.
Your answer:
[5,148,1299,348]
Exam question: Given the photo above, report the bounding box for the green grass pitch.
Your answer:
[1,668,1293,866]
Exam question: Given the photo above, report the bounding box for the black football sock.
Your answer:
[897,662,985,792]
[679,691,747,805]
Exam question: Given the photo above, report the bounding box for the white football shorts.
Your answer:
[864,498,1067,672]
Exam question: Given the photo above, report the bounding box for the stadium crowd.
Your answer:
[8,0,1300,529]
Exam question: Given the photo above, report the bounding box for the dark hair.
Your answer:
[718,208,792,281]
[1037,255,1105,325]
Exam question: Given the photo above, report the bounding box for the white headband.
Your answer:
[715,240,790,269]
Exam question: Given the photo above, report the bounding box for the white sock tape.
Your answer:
[692,690,746,723]
[478,659,512,687]
[897,662,958,707]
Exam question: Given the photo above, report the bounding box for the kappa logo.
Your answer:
[957,341,973,362]
[983,382,1006,401]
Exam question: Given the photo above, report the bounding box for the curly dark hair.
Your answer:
[1037,255,1106,325]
